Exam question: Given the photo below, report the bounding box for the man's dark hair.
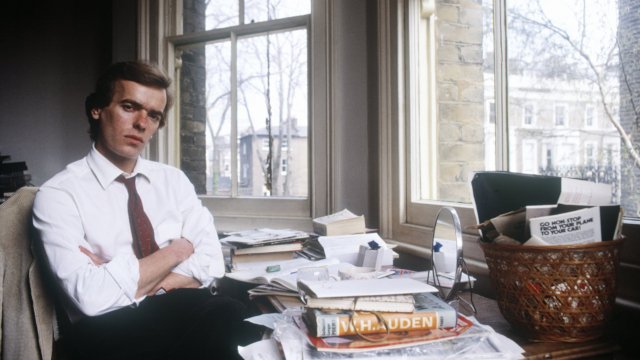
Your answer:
[85,61,173,141]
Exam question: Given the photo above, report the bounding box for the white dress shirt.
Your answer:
[33,146,225,319]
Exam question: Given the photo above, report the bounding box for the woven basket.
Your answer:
[481,239,623,342]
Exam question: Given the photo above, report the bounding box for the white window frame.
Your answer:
[137,0,333,231]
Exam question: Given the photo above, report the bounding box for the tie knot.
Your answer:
[117,175,137,192]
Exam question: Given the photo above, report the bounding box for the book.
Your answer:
[301,314,476,353]
[305,294,416,313]
[232,241,303,255]
[313,209,366,236]
[304,292,457,337]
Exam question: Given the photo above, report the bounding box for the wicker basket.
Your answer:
[481,239,623,342]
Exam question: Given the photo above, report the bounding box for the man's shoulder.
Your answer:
[41,157,92,189]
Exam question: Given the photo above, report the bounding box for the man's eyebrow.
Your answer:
[120,99,163,115]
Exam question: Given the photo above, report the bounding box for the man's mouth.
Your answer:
[125,135,144,144]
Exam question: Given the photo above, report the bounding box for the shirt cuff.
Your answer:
[104,253,140,303]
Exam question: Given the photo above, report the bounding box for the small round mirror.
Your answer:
[428,207,476,313]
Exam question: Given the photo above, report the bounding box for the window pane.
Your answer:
[506,0,624,208]
[184,0,310,33]
[245,0,310,23]
[184,0,239,33]
[237,29,308,197]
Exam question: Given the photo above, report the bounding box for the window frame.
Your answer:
[138,0,332,232]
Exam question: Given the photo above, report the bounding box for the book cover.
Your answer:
[304,292,456,337]
[303,314,475,353]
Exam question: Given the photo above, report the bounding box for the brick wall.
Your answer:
[618,0,640,216]
[436,0,485,202]
[180,0,207,194]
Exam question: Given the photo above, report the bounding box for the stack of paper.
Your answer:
[221,228,309,271]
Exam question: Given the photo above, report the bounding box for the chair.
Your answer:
[0,187,55,360]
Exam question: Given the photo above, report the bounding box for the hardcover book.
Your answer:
[304,292,457,337]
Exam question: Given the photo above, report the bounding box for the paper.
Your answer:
[238,339,284,360]
[298,278,437,299]
[225,257,340,285]
[245,313,285,330]
[318,233,392,265]
[558,178,612,206]
[529,206,601,245]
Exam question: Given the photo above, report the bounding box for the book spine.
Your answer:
[309,310,455,337]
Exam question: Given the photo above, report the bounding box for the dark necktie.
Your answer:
[118,175,159,258]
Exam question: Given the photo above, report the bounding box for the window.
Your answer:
[523,103,535,126]
[521,140,538,173]
[178,2,309,198]
[585,142,597,167]
[141,0,331,230]
[554,104,567,127]
[585,104,596,127]
[380,0,635,249]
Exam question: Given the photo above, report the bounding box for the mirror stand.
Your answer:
[427,207,477,314]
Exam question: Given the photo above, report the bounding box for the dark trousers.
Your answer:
[66,288,261,360]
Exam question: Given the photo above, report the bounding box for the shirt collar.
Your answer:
[87,144,151,189]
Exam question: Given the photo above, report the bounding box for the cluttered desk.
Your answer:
[218,209,523,359]
[219,173,626,359]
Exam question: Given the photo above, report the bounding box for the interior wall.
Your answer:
[0,1,113,187]
[331,0,372,221]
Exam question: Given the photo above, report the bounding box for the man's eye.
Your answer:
[149,113,163,123]
[122,103,135,111]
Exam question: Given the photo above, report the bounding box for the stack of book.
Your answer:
[304,292,457,337]
[221,228,309,272]
[296,278,477,353]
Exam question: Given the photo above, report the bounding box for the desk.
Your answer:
[256,292,621,359]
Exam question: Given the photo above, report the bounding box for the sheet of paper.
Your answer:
[238,339,284,360]
[559,178,612,205]
[318,233,388,264]
[529,206,601,245]
[245,313,285,330]
[298,278,437,298]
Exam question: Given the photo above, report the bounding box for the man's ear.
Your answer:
[91,108,101,120]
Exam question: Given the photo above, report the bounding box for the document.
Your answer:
[529,206,601,245]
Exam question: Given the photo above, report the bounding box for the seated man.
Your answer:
[33,61,258,360]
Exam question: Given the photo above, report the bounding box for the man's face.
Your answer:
[92,80,167,173]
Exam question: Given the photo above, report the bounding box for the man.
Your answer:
[33,61,255,359]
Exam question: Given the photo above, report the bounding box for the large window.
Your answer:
[384,0,640,249]
[178,1,310,198]
[153,0,325,230]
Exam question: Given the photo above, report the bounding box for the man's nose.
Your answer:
[133,110,150,130]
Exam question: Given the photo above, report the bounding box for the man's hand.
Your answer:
[150,272,201,295]
[79,245,107,266]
